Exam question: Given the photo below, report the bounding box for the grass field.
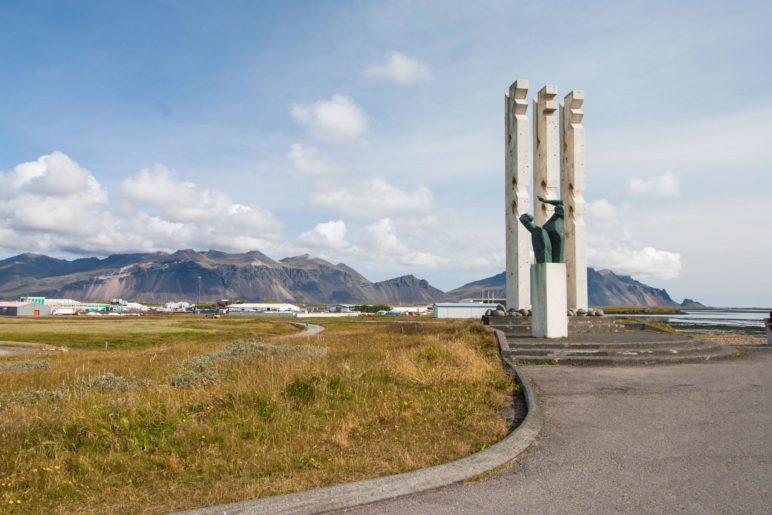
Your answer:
[0,316,512,514]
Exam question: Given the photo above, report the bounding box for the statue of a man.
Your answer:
[519,213,552,263]
[538,196,565,263]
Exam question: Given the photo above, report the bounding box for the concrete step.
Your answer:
[503,345,737,366]
[506,342,726,358]
[505,338,700,351]
[485,315,626,335]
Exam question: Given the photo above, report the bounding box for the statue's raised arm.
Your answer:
[537,195,564,207]
[519,213,552,263]
[519,213,536,233]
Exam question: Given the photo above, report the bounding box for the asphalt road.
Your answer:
[345,350,772,514]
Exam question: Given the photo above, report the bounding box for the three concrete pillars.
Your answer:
[505,80,588,311]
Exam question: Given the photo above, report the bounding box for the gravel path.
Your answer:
[697,332,766,346]
[294,323,324,337]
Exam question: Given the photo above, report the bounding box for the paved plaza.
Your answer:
[347,351,772,514]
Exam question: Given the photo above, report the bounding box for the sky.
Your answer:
[0,0,770,307]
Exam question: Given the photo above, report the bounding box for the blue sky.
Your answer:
[0,0,770,306]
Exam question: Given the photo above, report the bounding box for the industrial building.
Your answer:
[0,301,52,317]
[385,306,430,316]
[17,297,150,315]
[226,303,302,314]
[432,302,503,319]
[21,297,112,314]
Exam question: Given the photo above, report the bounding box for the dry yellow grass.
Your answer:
[0,316,512,514]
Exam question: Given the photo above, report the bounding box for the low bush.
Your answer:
[0,359,50,371]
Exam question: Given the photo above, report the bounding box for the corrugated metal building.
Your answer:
[0,302,52,317]
[432,302,502,319]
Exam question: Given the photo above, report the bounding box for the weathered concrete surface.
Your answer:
[530,263,567,338]
[504,79,531,310]
[559,90,587,311]
[347,351,772,514]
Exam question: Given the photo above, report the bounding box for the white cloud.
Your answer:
[120,165,281,235]
[0,152,285,256]
[287,143,333,175]
[585,198,617,221]
[364,218,446,268]
[309,178,433,220]
[0,152,111,247]
[588,246,682,281]
[290,95,369,143]
[583,197,683,281]
[12,151,95,196]
[297,220,351,250]
[626,170,680,197]
[366,52,432,84]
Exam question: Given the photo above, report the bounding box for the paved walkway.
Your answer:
[347,351,772,514]
[295,323,324,337]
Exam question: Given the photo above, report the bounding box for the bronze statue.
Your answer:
[519,197,565,264]
[519,213,552,263]
[538,196,565,263]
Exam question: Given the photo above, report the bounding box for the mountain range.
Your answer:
[448,268,701,308]
[0,250,698,307]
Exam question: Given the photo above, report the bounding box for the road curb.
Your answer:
[175,329,542,515]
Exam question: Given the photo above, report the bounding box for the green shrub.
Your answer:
[284,376,319,407]
[360,368,392,383]
[326,375,353,400]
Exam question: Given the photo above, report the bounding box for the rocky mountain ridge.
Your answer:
[0,250,448,304]
[447,269,701,308]
[0,250,697,307]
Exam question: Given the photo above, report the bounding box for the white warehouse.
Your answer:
[227,303,302,313]
[432,302,503,319]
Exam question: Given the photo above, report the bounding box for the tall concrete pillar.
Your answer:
[533,85,560,226]
[560,90,588,310]
[505,80,531,309]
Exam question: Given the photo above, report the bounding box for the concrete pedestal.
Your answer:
[531,263,568,338]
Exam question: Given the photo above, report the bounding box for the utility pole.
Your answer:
[197,275,202,310]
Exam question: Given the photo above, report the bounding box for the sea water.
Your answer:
[623,308,769,333]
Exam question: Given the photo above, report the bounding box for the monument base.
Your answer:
[765,318,771,346]
[531,263,568,338]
